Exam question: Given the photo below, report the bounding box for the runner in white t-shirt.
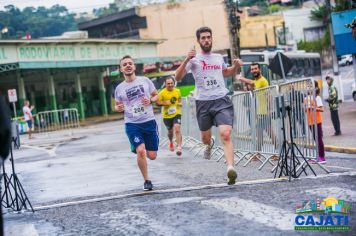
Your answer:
[115,55,159,191]
[175,26,243,185]
[23,100,34,139]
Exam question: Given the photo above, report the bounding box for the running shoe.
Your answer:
[169,142,174,152]
[318,157,327,164]
[143,180,153,191]
[227,166,237,185]
[203,137,215,160]
[176,146,182,156]
[307,159,317,164]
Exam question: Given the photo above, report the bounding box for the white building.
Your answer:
[282,8,324,44]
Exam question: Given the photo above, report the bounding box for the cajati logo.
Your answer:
[294,197,351,231]
[200,60,221,70]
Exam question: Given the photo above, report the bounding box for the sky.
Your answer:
[0,0,116,13]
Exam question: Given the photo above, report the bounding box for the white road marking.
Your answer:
[324,165,356,171]
[202,197,294,231]
[305,187,356,202]
[21,144,58,157]
[300,170,356,179]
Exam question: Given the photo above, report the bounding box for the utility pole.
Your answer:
[326,0,339,76]
[282,21,286,45]
[224,0,242,59]
[224,0,243,91]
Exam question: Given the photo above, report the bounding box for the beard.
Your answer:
[199,42,212,53]
[253,72,260,78]
[123,70,134,76]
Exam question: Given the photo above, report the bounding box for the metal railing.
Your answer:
[35,108,80,133]
[277,79,329,173]
[158,78,329,173]
[232,86,280,169]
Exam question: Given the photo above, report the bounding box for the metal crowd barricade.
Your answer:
[231,92,256,165]
[188,99,224,160]
[246,86,280,169]
[180,97,194,147]
[277,78,329,173]
[157,78,328,174]
[186,97,207,158]
[35,108,80,133]
[159,106,169,147]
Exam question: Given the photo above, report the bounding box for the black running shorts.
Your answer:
[163,114,182,130]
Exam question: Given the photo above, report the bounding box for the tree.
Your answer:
[76,12,95,24]
[93,3,119,18]
[268,4,281,13]
[0,5,77,39]
[310,4,328,24]
[93,0,176,17]
[311,0,354,24]
[299,0,353,54]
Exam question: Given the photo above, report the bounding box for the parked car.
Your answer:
[352,81,356,101]
[338,54,353,66]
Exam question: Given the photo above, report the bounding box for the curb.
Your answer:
[79,116,123,127]
[79,109,162,127]
[325,145,356,154]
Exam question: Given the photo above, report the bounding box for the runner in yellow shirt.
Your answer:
[157,77,183,156]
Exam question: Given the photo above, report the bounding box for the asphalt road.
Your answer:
[3,120,356,235]
[4,174,356,236]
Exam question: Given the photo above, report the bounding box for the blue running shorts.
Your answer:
[125,120,159,154]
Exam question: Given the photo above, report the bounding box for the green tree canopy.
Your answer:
[93,0,176,18]
[0,5,77,39]
[311,0,355,24]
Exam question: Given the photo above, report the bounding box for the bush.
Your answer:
[297,28,330,54]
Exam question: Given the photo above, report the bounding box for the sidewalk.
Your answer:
[323,101,356,154]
